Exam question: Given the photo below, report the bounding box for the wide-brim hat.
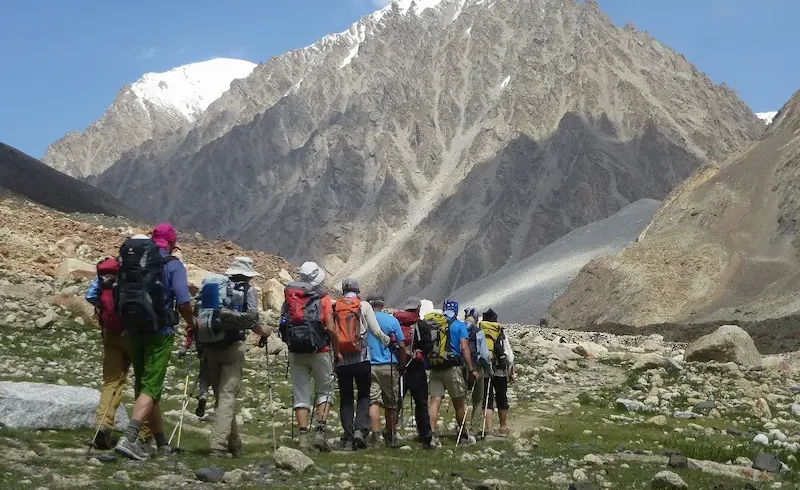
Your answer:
[226,257,260,278]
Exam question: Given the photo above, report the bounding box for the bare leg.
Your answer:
[296,407,309,429]
[499,409,509,432]
[369,404,382,433]
[484,409,493,432]
[384,408,396,436]
[453,397,467,435]
[428,397,443,432]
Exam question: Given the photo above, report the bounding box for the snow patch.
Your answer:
[756,111,778,125]
[500,75,511,89]
[130,58,256,122]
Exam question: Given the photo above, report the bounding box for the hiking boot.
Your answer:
[421,432,436,450]
[92,428,113,450]
[114,436,149,461]
[458,434,477,446]
[430,435,442,448]
[313,428,330,452]
[353,430,367,450]
[298,430,310,451]
[332,439,354,452]
[368,432,381,449]
[195,396,207,418]
[382,430,398,448]
[157,444,178,457]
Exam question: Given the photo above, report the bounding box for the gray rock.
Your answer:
[668,454,688,469]
[684,325,761,367]
[650,470,688,489]
[273,446,314,472]
[693,400,716,412]
[568,483,598,490]
[752,453,781,473]
[663,358,684,373]
[792,404,800,416]
[195,467,225,483]
[672,411,698,419]
[616,398,647,413]
[753,434,769,446]
[113,470,130,482]
[0,381,128,429]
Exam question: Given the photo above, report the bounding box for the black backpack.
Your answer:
[115,237,177,332]
[494,329,509,370]
[414,319,435,358]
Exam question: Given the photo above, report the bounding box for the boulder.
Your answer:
[573,342,608,359]
[752,453,782,473]
[185,265,212,295]
[632,353,665,371]
[273,446,314,472]
[0,381,128,429]
[56,258,95,279]
[263,278,285,312]
[278,269,293,285]
[616,398,648,413]
[684,325,760,367]
[650,471,687,489]
[195,467,225,483]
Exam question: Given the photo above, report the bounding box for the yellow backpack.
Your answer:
[421,312,460,369]
[480,321,502,355]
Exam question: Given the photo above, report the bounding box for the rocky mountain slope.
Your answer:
[77,0,759,303]
[452,198,660,324]
[42,58,256,179]
[545,89,800,329]
[0,143,134,217]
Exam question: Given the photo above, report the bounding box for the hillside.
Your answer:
[0,143,134,217]
[545,89,800,329]
[74,0,760,304]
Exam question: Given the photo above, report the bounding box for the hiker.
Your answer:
[195,257,271,458]
[426,299,478,446]
[85,258,150,449]
[480,309,514,436]
[114,225,195,460]
[464,307,492,435]
[366,296,406,448]
[332,278,392,451]
[392,298,435,449]
[280,262,342,451]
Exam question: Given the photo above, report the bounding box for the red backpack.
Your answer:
[281,282,328,353]
[393,310,421,359]
[96,258,122,333]
[334,297,362,354]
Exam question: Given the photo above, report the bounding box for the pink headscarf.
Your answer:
[151,223,177,250]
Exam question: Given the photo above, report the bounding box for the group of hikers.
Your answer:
[84,223,515,460]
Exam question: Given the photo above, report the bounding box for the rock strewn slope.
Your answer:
[545,89,800,329]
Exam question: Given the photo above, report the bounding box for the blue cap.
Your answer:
[443,299,458,319]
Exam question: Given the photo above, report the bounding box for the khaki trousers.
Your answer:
[206,340,246,452]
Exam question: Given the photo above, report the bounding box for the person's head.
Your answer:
[152,223,178,253]
[483,308,498,322]
[464,307,478,322]
[402,297,422,313]
[225,256,260,283]
[367,295,385,312]
[299,262,326,287]
[442,299,459,321]
[341,277,360,296]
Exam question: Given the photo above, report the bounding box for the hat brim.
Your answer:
[225,268,260,278]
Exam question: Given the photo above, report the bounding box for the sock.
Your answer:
[123,420,143,442]
[299,427,309,434]
[154,432,168,448]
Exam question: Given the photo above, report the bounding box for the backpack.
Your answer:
[95,258,121,333]
[334,297,362,355]
[420,312,460,370]
[480,321,508,370]
[195,274,231,344]
[115,237,177,332]
[467,320,480,366]
[281,282,328,353]
[393,310,423,361]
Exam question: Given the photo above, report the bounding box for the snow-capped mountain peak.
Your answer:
[756,111,778,125]
[129,58,256,122]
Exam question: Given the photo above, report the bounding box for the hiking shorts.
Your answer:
[429,366,466,400]
[289,352,334,409]
[130,333,174,402]
[369,364,399,408]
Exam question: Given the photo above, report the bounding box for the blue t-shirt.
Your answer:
[158,249,191,334]
[447,318,469,357]
[368,312,405,365]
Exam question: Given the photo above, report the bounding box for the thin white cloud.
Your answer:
[371,0,391,6]
[136,48,157,61]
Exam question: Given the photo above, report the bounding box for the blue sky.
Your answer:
[1,0,797,158]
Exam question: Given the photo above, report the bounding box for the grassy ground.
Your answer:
[1,322,798,488]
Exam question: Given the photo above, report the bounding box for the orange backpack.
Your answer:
[334,297,362,354]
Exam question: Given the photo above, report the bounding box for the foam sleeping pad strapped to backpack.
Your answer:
[282,282,328,353]
[334,297,362,355]
[96,257,122,333]
[115,237,177,332]
[420,312,460,370]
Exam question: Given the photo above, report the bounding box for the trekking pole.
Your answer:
[262,339,278,452]
[481,376,492,439]
[397,374,404,429]
[456,381,476,447]
[87,385,119,456]
[171,352,192,450]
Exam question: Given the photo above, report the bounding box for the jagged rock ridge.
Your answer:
[545,89,800,329]
[76,0,759,303]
